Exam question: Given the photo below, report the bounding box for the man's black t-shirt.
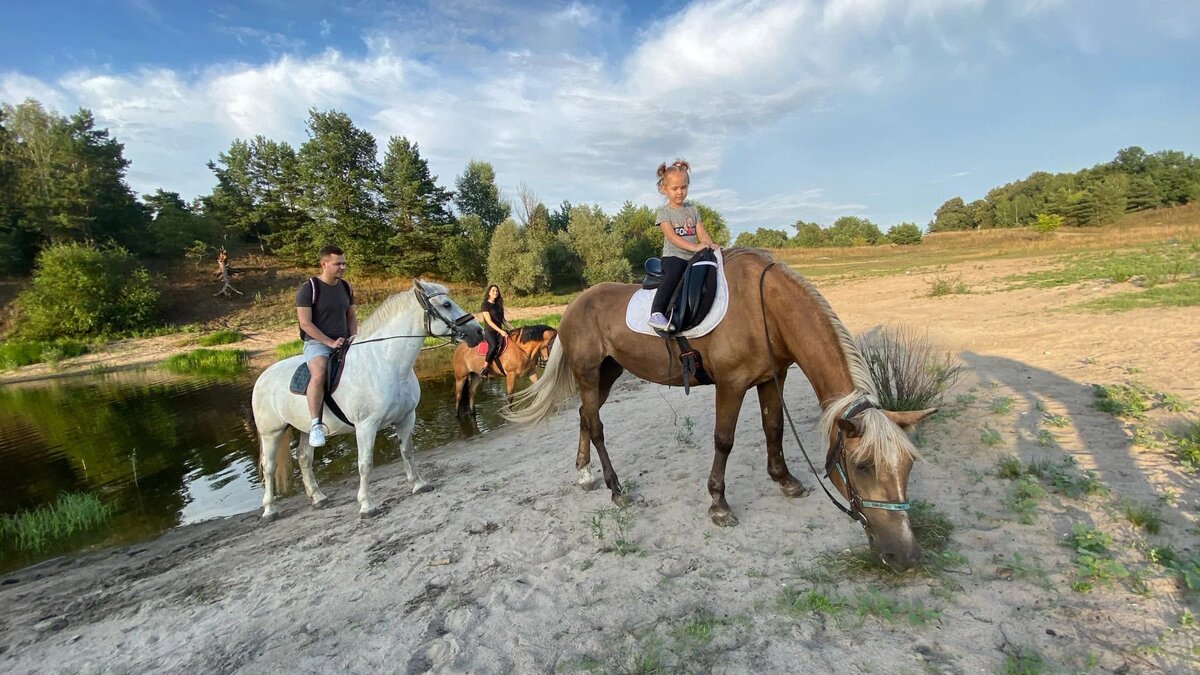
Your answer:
[296,277,354,342]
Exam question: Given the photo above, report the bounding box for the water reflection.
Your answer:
[0,359,520,573]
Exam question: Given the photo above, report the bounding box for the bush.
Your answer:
[857,325,963,410]
[487,220,551,295]
[0,339,89,369]
[1032,213,1063,234]
[886,222,923,245]
[15,243,160,340]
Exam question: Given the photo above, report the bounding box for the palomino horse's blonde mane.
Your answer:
[727,248,916,470]
[357,282,447,338]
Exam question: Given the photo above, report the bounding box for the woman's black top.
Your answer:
[481,300,505,336]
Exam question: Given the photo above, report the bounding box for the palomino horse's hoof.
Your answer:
[708,508,740,527]
[779,478,810,499]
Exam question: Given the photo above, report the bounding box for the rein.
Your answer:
[756,262,910,528]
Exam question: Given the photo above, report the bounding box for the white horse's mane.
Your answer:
[727,248,916,470]
[357,282,449,338]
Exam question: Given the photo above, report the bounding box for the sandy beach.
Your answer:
[2,255,1198,673]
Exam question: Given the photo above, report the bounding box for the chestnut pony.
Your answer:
[452,324,557,416]
[505,249,935,570]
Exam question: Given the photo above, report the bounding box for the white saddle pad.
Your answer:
[625,249,729,338]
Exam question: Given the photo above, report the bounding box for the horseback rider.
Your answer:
[478,284,513,376]
[648,159,719,332]
[295,245,357,447]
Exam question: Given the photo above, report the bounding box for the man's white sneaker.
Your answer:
[309,422,327,447]
[647,312,671,331]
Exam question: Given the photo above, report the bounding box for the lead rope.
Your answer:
[757,262,861,524]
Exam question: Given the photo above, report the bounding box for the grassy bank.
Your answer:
[0,493,112,553]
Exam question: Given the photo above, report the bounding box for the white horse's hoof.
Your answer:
[412,481,433,494]
[359,506,380,519]
[311,495,329,509]
[261,509,279,521]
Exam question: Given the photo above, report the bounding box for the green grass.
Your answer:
[1078,278,1200,311]
[0,338,89,370]
[162,348,249,377]
[0,492,112,553]
[991,396,1014,414]
[1005,477,1046,524]
[1003,646,1049,675]
[1006,241,1200,290]
[1064,523,1129,593]
[274,339,304,359]
[1093,382,1152,419]
[198,328,244,346]
[981,427,1003,446]
[774,587,939,626]
[1172,422,1200,469]
[1117,498,1163,534]
[1025,456,1106,498]
[511,313,562,328]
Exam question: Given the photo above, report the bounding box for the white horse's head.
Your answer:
[413,279,485,347]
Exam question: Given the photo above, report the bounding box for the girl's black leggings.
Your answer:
[484,331,501,363]
[651,256,688,315]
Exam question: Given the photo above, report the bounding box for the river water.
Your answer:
[0,359,516,573]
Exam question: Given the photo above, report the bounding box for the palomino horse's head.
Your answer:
[413,279,484,347]
[821,396,937,572]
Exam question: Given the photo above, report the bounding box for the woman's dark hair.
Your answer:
[483,284,505,318]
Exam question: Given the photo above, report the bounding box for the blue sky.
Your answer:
[2,0,1198,235]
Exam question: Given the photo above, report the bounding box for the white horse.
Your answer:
[252,279,483,519]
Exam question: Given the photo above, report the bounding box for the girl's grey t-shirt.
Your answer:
[657,205,701,260]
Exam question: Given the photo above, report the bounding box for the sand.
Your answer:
[1,255,1198,673]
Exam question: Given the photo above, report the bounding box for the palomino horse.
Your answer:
[252,280,483,519]
[452,324,557,416]
[506,249,935,570]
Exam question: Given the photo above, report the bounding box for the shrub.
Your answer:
[886,222,923,245]
[1032,213,1063,234]
[857,325,963,410]
[15,243,160,340]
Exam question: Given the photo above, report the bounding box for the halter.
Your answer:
[757,262,910,530]
[414,286,476,343]
[824,398,912,527]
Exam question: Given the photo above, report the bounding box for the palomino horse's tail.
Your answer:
[503,338,575,424]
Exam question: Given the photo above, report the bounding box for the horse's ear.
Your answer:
[836,417,865,438]
[884,408,938,431]
[412,277,427,293]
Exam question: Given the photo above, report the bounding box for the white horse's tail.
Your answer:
[503,338,576,424]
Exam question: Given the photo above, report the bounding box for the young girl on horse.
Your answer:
[648,159,719,331]
[479,284,513,375]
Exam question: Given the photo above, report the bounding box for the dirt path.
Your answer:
[1,255,1198,673]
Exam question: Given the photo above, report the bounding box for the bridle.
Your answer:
[534,333,556,369]
[414,286,477,343]
[757,262,910,529]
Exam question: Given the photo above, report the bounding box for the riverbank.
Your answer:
[2,254,1198,672]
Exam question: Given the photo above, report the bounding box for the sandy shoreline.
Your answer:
[2,257,1198,673]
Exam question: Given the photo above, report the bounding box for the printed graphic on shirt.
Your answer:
[673,216,696,238]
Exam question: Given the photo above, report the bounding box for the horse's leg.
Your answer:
[296,428,328,508]
[504,370,517,405]
[468,375,481,416]
[395,409,431,494]
[756,376,809,498]
[577,358,625,497]
[708,385,747,527]
[259,426,287,520]
[355,424,380,517]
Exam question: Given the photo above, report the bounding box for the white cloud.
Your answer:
[2,0,1167,233]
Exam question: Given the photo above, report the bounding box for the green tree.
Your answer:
[826,216,883,247]
[143,189,220,258]
[610,202,659,270]
[548,199,572,233]
[692,202,730,245]
[567,205,631,285]
[0,108,38,272]
[454,161,510,238]
[1125,176,1161,212]
[381,136,455,276]
[791,220,824,248]
[204,136,309,251]
[734,227,790,248]
[439,214,489,283]
[886,222,922,245]
[486,219,549,295]
[929,197,970,232]
[15,243,159,339]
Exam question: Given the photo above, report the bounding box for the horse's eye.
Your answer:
[442,301,451,309]
[855,463,872,474]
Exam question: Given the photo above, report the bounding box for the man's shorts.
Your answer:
[302,339,335,363]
